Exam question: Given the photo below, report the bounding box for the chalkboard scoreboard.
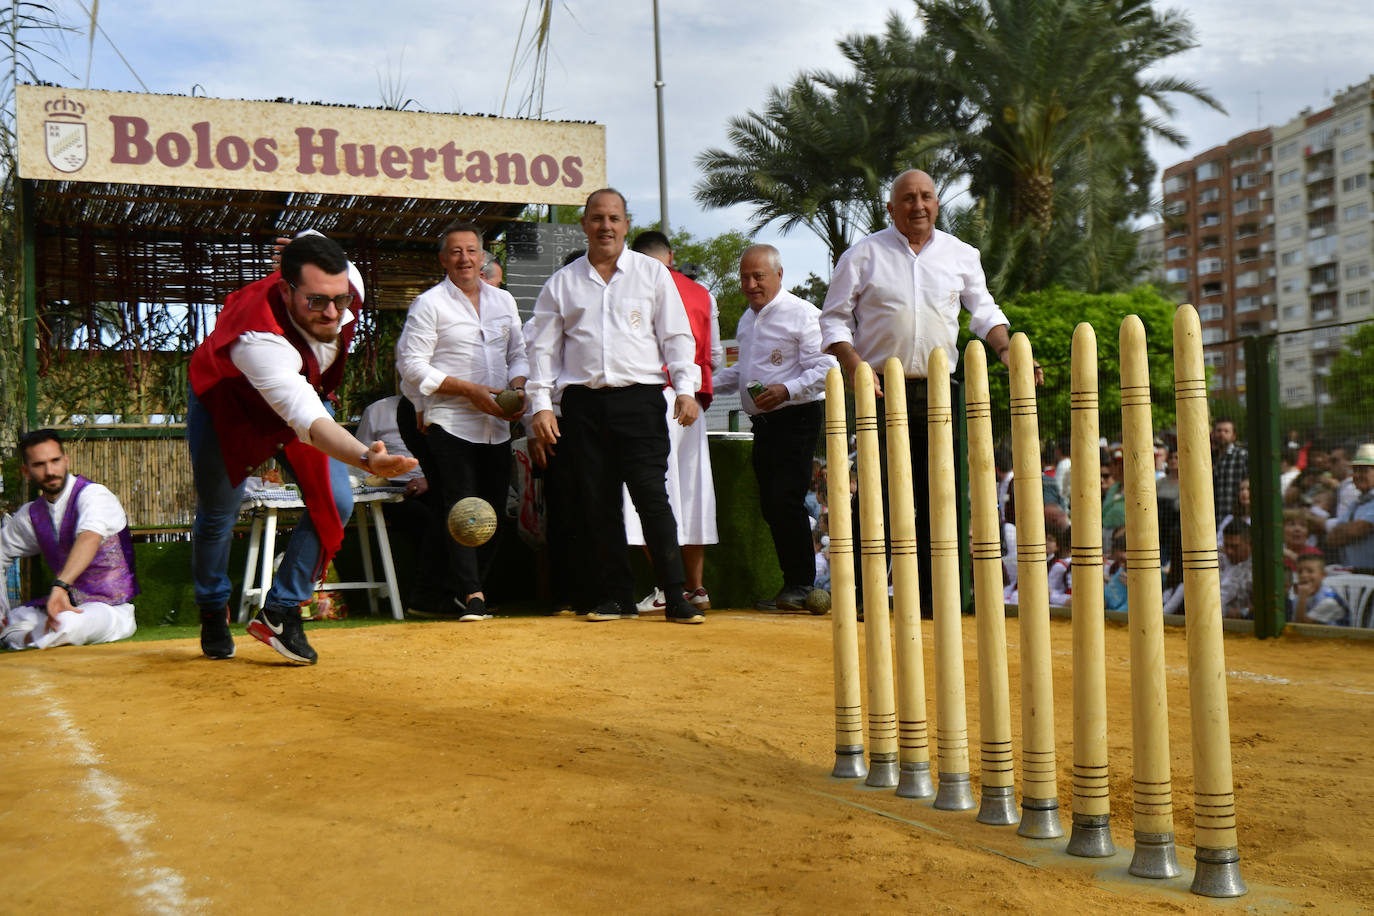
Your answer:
[504,222,588,322]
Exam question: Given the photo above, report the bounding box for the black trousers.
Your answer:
[424,425,511,598]
[751,401,823,589]
[561,383,684,607]
[851,376,964,614]
[538,432,592,611]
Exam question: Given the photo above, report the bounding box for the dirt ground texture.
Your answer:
[0,610,1370,915]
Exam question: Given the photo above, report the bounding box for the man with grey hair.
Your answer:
[397,219,528,620]
[820,168,1038,615]
[717,244,836,610]
[480,254,503,288]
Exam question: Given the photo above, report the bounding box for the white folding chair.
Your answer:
[1323,574,1374,628]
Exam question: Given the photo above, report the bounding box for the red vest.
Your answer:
[189,272,357,579]
[670,269,714,408]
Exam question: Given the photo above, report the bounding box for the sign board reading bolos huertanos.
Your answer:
[17,85,606,205]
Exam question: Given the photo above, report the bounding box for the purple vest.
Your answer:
[28,476,139,606]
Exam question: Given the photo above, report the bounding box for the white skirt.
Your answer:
[624,388,718,546]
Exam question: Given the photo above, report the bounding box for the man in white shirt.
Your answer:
[1,430,139,650]
[396,220,528,621]
[188,234,416,665]
[716,244,835,610]
[820,169,1039,615]
[525,188,705,624]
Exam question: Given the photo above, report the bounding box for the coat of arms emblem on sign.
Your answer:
[44,95,88,174]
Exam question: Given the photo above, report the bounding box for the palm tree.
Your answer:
[694,17,965,265]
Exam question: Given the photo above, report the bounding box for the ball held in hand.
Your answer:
[448,497,498,547]
[495,388,524,417]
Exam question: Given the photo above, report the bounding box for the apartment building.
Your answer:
[1161,128,1275,397]
[1272,81,1374,408]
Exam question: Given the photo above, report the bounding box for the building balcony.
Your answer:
[1260,241,1273,253]
[1309,224,1334,239]
[1308,195,1334,211]
[1311,281,1331,294]
[1312,308,1336,322]
[1262,293,1275,306]
[1310,251,1339,267]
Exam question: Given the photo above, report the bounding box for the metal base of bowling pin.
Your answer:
[933,772,976,810]
[1017,798,1064,839]
[1066,813,1116,858]
[865,753,899,788]
[895,761,934,799]
[1129,832,1182,879]
[1192,846,1247,897]
[831,746,867,780]
[976,785,1018,825]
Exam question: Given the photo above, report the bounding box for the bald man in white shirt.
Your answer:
[525,188,705,624]
[397,220,528,621]
[716,244,836,610]
[820,169,1040,615]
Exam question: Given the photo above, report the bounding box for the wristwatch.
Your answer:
[52,578,72,593]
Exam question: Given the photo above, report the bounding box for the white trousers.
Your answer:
[623,388,718,547]
[2,601,136,650]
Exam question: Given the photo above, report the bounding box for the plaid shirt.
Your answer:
[1213,442,1249,519]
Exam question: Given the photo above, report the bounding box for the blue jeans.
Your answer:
[188,388,354,610]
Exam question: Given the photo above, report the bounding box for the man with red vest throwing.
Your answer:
[188,234,416,664]
[624,230,720,613]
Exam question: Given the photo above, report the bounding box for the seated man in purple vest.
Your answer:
[188,234,416,665]
[1,429,139,650]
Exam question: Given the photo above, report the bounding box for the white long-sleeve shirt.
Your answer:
[819,226,1009,378]
[524,248,699,415]
[715,289,836,415]
[229,308,353,446]
[395,277,528,445]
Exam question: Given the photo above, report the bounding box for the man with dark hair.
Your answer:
[1,429,139,649]
[525,188,704,624]
[396,219,528,620]
[622,228,722,613]
[1211,417,1248,522]
[188,233,416,664]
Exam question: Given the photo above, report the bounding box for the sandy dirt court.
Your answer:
[1,610,1371,915]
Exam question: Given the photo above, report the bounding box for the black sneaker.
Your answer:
[247,605,317,665]
[664,596,705,625]
[586,600,638,621]
[459,596,492,622]
[199,605,235,660]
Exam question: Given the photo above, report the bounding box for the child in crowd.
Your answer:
[1104,530,1129,612]
[1289,547,1351,626]
[1047,524,1071,607]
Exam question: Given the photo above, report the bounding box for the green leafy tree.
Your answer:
[789,273,829,309]
[959,285,1179,446]
[1326,324,1374,429]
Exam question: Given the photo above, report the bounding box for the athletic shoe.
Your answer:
[665,596,705,625]
[247,605,317,665]
[199,604,236,660]
[686,587,711,610]
[635,588,667,614]
[459,596,492,622]
[753,598,778,611]
[586,601,638,622]
[775,586,811,611]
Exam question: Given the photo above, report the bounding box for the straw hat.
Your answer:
[1352,443,1374,467]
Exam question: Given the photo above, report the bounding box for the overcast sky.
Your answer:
[31,0,1374,286]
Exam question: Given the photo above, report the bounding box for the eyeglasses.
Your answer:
[288,282,355,312]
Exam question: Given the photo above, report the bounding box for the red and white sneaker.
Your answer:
[686,588,711,610]
[636,588,667,615]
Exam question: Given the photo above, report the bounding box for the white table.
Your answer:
[236,486,406,622]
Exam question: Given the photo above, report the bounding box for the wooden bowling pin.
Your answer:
[964,341,1017,825]
[1008,333,1063,839]
[855,362,898,787]
[824,368,866,779]
[883,359,934,798]
[1067,323,1114,858]
[1174,305,1247,897]
[924,349,974,810]
[1119,315,1180,879]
